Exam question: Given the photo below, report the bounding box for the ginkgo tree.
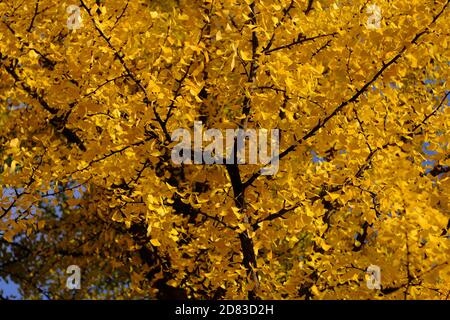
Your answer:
[0,0,449,300]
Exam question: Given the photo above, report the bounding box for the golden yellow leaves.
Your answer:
[1,0,450,300]
[150,238,161,247]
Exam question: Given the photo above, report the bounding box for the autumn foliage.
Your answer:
[0,0,449,299]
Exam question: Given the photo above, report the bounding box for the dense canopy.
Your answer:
[0,0,449,299]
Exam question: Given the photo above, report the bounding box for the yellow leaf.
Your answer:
[150,239,161,247]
